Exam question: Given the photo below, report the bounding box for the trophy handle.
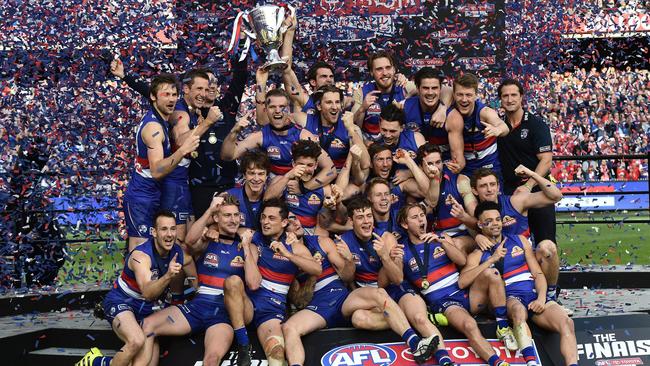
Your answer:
[278,5,296,34]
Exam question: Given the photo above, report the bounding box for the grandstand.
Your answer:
[0,1,649,365]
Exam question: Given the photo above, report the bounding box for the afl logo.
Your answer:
[204,253,219,268]
[267,146,281,160]
[321,343,397,366]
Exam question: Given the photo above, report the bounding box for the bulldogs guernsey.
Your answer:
[104,238,184,322]
[165,99,197,185]
[361,82,406,140]
[285,186,324,235]
[479,234,533,294]
[498,195,530,238]
[434,171,469,237]
[401,237,461,304]
[261,124,303,176]
[226,186,263,230]
[380,129,419,171]
[195,239,245,297]
[304,113,350,169]
[403,96,449,159]
[458,99,501,176]
[341,229,386,288]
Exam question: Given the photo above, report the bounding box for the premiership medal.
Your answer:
[208,133,217,144]
[421,279,430,290]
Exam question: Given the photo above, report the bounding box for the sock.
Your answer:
[522,345,537,364]
[93,357,112,366]
[401,328,420,352]
[488,355,501,366]
[569,364,578,366]
[547,285,557,301]
[435,349,452,365]
[494,306,509,328]
[234,327,250,346]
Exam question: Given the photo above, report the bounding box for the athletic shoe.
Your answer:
[440,361,459,366]
[237,344,252,366]
[497,362,511,366]
[496,325,518,351]
[413,335,440,364]
[75,347,103,366]
[427,311,449,326]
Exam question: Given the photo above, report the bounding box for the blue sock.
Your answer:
[488,354,500,366]
[569,364,578,366]
[401,328,420,352]
[494,306,509,328]
[435,349,452,364]
[234,327,250,346]
[93,357,112,366]
[522,345,537,363]
[547,285,557,301]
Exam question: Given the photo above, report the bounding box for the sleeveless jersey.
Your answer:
[305,112,350,169]
[459,99,500,174]
[380,129,420,171]
[195,239,245,297]
[434,171,468,237]
[125,108,172,199]
[401,237,460,302]
[302,95,317,113]
[166,99,197,183]
[252,232,299,297]
[115,238,184,300]
[285,186,324,232]
[261,124,303,175]
[361,82,406,136]
[479,234,533,292]
[498,195,530,237]
[303,235,346,293]
[226,186,263,229]
[403,96,449,158]
[341,228,385,288]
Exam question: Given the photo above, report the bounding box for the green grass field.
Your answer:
[55,212,650,285]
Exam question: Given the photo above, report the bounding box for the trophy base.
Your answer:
[262,60,288,72]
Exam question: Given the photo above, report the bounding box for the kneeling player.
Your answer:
[469,202,578,366]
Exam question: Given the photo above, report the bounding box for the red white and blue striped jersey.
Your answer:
[305,113,350,169]
[261,124,303,176]
[285,186,324,233]
[303,235,346,293]
[479,234,533,293]
[361,82,406,136]
[498,195,530,238]
[251,232,299,297]
[434,171,468,237]
[457,99,500,174]
[166,99,197,183]
[342,228,386,288]
[403,96,449,159]
[115,238,184,300]
[195,239,245,297]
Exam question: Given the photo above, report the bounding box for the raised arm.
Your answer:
[143,122,199,180]
[458,243,505,289]
[323,236,355,282]
[511,165,563,213]
[241,231,262,291]
[220,126,261,161]
[132,250,180,301]
[445,110,466,174]
[480,107,510,138]
[342,111,371,170]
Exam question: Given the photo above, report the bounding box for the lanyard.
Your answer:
[405,238,430,286]
[242,186,261,231]
[356,233,379,262]
[317,116,337,152]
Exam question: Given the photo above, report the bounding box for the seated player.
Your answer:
[76,211,193,366]
[468,202,577,366]
[397,203,515,366]
[223,199,321,366]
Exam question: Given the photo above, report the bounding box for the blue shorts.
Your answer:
[123,196,159,238]
[426,289,470,314]
[507,289,538,318]
[178,295,230,333]
[160,181,193,224]
[249,289,287,328]
[103,288,153,324]
[306,286,350,328]
[386,282,417,303]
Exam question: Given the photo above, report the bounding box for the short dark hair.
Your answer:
[414,67,443,88]
[498,78,525,98]
[368,143,392,161]
[379,103,404,125]
[416,143,442,165]
[291,139,322,160]
[365,177,390,196]
[265,88,290,105]
[367,50,396,72]
[239,150,271,175]
[470,168,499,189]
[313,85,344,105]
[474,200,501,220]
[261,197,289,220]
[346,196,373,218]
[182,69,210,87]
[397,202,424,225]
[150,73,178,98]
[453,73,479,92]
[153,209,176,227]
[307,61,335,82]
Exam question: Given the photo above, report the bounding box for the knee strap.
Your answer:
[264,335,285,358]
[514,323,532,349]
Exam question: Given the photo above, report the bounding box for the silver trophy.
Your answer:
[247,5,292,71]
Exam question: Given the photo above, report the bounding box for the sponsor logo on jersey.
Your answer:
[308,193,322,206]
[331,138,346,148]
[502,215,516,227]
[230,255,245,267]
[433,245,446,259]
[511,246,524,257]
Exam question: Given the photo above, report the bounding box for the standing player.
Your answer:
[497,79,560,301]
[122,74,200,251]
[468,202,578,366]
[76,211,192,366]
[445,73,510,178]
[377,104,426,171]
[224,150,270,230]
[223,199,321,366]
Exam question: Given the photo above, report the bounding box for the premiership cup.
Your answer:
[247,5,291,71]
